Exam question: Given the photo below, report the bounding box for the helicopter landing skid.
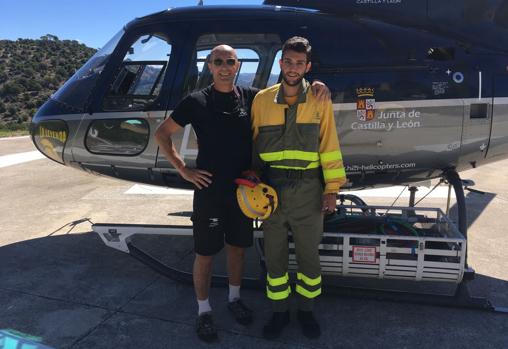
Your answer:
[92,223,507,314]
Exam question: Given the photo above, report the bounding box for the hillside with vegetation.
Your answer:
[0,35,96,136]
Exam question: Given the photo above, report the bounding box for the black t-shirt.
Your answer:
[171,85,259,191]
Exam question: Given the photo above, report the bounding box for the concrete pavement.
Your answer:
[1,137,507,348]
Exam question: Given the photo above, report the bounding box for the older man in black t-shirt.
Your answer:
[155,44,329,343]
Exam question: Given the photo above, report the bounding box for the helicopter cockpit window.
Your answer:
[102,34,171,111]
[51,29,124,112]
[187,48,260,93]
[183,33,281,95]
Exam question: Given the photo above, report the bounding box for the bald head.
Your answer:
[210,44,237,61]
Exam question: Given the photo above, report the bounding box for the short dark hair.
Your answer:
[282,36,312,62]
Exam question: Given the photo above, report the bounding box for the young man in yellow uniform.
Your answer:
[251,37,346,339]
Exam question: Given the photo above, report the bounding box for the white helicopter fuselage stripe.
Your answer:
[125,184,193,195]
[163,97,508,116]
[333,97,500,111]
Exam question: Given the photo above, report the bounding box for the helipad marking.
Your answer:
[0,135,30,141]
[125,184,192,195]
[0,151,45,168]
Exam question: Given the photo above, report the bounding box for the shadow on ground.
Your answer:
[0,232,507,349]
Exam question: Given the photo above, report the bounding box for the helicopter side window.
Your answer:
[85,119,149,156]
[187,48,260,93]
[267,50,282,86]
[427,47,455,61]
[102,34,171,111]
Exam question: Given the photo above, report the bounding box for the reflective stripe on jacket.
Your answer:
[251,80,346,194]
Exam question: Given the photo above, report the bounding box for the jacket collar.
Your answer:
[274,79,310,105]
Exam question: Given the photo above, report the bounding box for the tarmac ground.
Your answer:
[1,136,508,349]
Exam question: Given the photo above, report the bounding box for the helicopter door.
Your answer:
[486,74,508,162]
[458,68,493,166]
[156,32,281,172]
[71,25,183,184]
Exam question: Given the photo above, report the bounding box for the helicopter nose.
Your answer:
[31,119,69,164]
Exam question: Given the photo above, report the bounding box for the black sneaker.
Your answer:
[228,299,253,325]
[297,310,321,338]
[196,312,218,342]
[262,311,290,339]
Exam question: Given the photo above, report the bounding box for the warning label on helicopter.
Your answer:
[352,246,377,264]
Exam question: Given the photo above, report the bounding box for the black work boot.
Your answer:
[196,312,218,342]
[228,299,253,325]
[297,310,321,338]
[262,310,290,339]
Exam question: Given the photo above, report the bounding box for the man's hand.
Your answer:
[179,167,212,189]
[241,170,261,184]
[322,193,337,214]
[311,80,331,102]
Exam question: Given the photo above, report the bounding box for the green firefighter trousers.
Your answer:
[263,176,323,312]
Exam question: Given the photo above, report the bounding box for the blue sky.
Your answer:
[0,0,263,48]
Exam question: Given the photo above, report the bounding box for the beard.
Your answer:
[282,73,303,87]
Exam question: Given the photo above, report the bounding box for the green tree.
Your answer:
[26,79,42,92]
[1,82,23,96]
[40,34,59,41]
[7,106,17,116]
[56,66,68,77]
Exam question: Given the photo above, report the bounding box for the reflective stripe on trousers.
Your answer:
[266,272,291,301]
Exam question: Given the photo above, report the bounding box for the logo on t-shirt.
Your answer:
[238,108,248,118]
[208,217,219,228]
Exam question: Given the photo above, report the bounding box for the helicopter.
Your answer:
[30,0,508,190]
[29,0,508,312]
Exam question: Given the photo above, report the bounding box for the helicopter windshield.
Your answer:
[51,29,125,112]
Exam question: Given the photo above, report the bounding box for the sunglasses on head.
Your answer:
[212,58,237,66]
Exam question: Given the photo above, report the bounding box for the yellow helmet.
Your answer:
[235,178,278,219]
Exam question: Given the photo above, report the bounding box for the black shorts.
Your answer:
[191,188,253,256]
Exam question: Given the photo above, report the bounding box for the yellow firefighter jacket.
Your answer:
[251,79,346,194]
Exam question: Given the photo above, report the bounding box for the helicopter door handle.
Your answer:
[478,71,482,99]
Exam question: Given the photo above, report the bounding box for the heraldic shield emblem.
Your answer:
[356,87,375,121]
